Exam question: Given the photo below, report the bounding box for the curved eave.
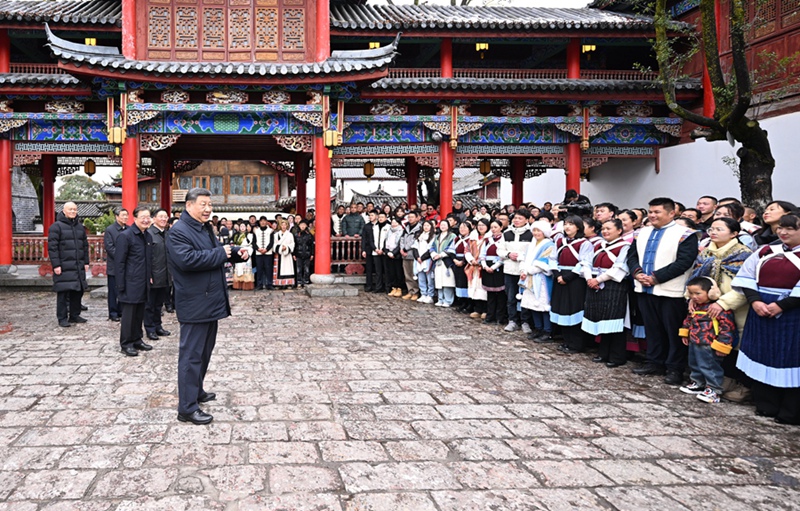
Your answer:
[55,61,392,86]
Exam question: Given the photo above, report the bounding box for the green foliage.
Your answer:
[83,210,116,235]
[57,174,103,201]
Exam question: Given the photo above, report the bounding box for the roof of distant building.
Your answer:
[0,0,121,27]
[0,73,83,88]
[370,77,702,93]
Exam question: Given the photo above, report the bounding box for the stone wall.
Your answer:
[11,167,39,232]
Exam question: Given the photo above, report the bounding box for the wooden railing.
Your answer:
[13,235,363,269]
[12,236,106,265]
[9,63,65,74]
[388,68,659,81]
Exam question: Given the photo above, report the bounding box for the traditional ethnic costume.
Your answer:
[731,243,800,423]
[230,231,255,290]
[480,233,506,323]
[465,231,488,314]
[520,237,555,335]
[452,233,472,310]
[272,229,296,288]
[549,236,594,352]
[432,231,456,306]
[581,238,631,365]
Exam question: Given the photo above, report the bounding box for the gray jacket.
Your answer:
[400,221,421,260]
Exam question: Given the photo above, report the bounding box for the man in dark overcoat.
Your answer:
[116,206,153,357]
[103,207,128,322]
[166,188,249,425]
[145,208,172,340]
[48,201,90,327]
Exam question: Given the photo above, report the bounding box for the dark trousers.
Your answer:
[637,293,688,372]
[373,255,387,291]
[107,275,120,319]
[365,254,376,290]
[486,291,506,322]
[145,287,169,334]
[255,255,274,288]
[296,257,312,284]
[598,331,627,364]
[563,324,591,352]
[56,290,83,322]
[386,256,404,289]
[752,382,800,424]
[120,302,145,349]
[504,274,532,325]
[178,320,218,415]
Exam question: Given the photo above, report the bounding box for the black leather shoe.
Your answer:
[121,346,139,357]
[109,316,120,322]
[664,371,683,385]
[59,320,72,328]
[559,345,584,354]
[146,332,159,341]
[632,364,666,376]
[592,356,606,363]
[606,361,626,368]
[198,392,216,403]
[155,328,171,336]
[532,333,554,343]
[80,304,88,311]
[165,306,175,313]
[133,341,153,351]
[177,409,213,425]
[68,316,87,323]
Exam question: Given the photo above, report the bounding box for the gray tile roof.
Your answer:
[369,77,702,93]
[331,4,681,33]
[0,73,83,88]
[45,25,401,80]
[0,0,121,27]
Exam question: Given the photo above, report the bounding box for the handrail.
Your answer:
[8,63,65,74]
[387,67,659,81]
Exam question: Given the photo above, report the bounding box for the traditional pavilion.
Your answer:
[0,0,706,279]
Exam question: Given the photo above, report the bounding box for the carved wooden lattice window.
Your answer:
[143,0,309,62]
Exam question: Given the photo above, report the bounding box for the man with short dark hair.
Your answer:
[452,199,466,222]
[167,188,250,425]
[696,195,718,231]
[48,202,89,327]
[681,208,701,224]
[104,207,128,322]
[627,197,698,385]
[593,202,618,223]
[400,210,421,300]
[116,206,153,356]
[253,216,274,290]
[361,210,379,292]
[145,208,171,341]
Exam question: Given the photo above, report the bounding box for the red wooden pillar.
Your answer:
[0,139,11,265]
[439,142,454,218]
[511,157,525,207]
[160,154,172,213]
[0,29,9,72]
[567,38,581,79]
[405,157,419,207]
[313,137,331,275]
[121,136,139,223]
[295,155,307,216]
[566,142,582,194]
[315,0,331,62]
[440,38,453,78]
[42,155,56,236]
[121,0,137,59]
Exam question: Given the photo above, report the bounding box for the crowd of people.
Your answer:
[46,189,800,426]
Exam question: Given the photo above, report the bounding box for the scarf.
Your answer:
[690,239,751,283]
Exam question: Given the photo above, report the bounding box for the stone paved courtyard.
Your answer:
[0,289,799,510]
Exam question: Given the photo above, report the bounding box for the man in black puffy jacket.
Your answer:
[145,208,172,341]
[293,219,315,287]
[47,202,89,327]
[116,206,153,357]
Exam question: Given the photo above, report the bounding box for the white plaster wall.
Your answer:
[510,110,800,209]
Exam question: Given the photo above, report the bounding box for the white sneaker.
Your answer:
[435,301,444,307]
[521,323,533,335]
[504,321,519,332]
[440,303,452,308]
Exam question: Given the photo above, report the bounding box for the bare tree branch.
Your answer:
[727,0,752,125]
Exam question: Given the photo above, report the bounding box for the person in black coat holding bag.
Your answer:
[166,188,250,425]
[116,206,153,357]
[145,209,172,341]
[48,202,89,327]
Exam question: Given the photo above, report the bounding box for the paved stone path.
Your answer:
[0,289,799,510]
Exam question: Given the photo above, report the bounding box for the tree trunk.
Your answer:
[729,117,774,212]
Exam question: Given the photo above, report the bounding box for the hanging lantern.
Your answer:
[479,159,491,177]
[369,42,380,49]
[84,158,96,177]
[363,161,375,181]
[475,42,489,60]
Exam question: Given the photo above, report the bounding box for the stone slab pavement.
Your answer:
[0,289,799,510]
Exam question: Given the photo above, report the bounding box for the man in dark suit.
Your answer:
[103,207,128,322]
[116,206,153,357]
[145,208,172,340]
[360,209,378,292]
[167,188,249,425]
